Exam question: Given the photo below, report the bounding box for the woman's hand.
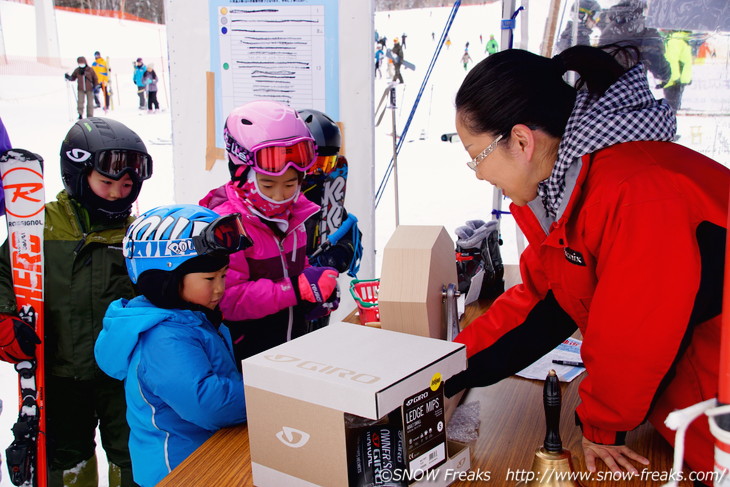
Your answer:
[581,436,650,474]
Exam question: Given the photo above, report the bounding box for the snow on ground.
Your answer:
[0,1,729,485]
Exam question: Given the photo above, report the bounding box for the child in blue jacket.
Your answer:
[95,204,251,487]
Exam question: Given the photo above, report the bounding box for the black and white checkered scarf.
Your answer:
[537,63,677,219]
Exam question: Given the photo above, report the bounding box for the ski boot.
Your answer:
[455,219,504,299]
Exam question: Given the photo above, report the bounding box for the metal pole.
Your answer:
[389,86,400,227]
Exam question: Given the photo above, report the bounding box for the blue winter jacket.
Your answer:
[133,64,147,88]
[95,296,246,487]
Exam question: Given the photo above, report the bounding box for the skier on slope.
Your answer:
[391,37,405,83]
[0,118,153,487]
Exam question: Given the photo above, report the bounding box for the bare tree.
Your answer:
[53,0,164,23]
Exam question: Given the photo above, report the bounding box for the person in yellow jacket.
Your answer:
[91,51,111,113]
[661,30,692,111]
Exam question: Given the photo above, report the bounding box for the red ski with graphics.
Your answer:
[0,148,47,487]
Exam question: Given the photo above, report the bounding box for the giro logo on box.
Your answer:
[263,354,381,384]
[276,427,310,448]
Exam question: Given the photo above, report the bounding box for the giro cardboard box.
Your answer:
[242,322,469,487]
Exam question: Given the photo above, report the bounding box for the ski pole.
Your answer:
[309,213,358,259]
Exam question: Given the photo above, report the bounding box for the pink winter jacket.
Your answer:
[200,182,319,362]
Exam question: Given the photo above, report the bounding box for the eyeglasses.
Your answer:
[466,134,503,171]
[224,129,317,176]
[95,149,153,181]
[192,213,253,256]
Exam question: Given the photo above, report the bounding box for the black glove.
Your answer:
[64,73,73,81]
[311,242,354,274]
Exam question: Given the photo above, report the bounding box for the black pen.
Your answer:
[552,359,585,368]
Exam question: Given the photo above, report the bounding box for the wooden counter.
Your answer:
[158,267,689,486]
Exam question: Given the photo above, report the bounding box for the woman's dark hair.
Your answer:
[455,45,632,138]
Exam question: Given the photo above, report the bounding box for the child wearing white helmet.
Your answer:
[200,100,340,364]
[95,204,251,487]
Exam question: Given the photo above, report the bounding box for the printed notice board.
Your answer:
[209,0,340,148]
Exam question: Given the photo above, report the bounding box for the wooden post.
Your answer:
[205,71,225,171]
[541,0,562,57]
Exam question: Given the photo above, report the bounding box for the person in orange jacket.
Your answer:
[91,51,111,112]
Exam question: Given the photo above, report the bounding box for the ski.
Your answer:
[0,149,46,487]
[106,57,114,111]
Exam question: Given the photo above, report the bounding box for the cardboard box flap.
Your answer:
[242,322,466,419]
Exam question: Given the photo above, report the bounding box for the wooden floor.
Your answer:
[158,265,691,486]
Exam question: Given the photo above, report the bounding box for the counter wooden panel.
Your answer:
[158,266,689,486]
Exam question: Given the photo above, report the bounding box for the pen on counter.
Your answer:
[552,359,585,368]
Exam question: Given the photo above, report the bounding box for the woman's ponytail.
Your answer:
[558,44,633,97]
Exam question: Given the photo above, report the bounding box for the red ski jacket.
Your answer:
[455,141,728,472]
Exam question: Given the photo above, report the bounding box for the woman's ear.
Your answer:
[510,124,536,160]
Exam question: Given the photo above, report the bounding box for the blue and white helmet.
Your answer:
[123,204,249,284]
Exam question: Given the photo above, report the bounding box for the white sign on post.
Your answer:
[209,0,340,147]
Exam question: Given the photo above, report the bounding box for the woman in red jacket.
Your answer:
[446,45,729,477]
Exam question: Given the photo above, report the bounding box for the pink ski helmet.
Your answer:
[224,100,317,181]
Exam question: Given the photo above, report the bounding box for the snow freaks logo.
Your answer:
[2,166,44,219]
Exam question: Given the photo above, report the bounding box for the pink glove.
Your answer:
[297,266,339,303]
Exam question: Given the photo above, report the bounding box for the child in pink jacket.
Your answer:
[200,100,339,364]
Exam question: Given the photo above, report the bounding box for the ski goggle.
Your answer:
[310,154,338,174]
[192,213,253,256]
[225,129,316,176]
[95,149,153,181]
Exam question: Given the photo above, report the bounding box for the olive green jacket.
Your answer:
[0,191,135,380]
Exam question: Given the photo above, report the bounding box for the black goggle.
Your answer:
[192,213,253,256]
[95,149,153,181]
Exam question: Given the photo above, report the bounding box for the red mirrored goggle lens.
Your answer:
[253,139,316,174]
[211,216,249,251]
[311,154,338,174]
[96,149,152,180]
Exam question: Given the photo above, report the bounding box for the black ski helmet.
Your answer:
[298,109,341,157]
[60,117,152,221]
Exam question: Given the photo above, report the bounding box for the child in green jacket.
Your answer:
[0,117,153,487]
